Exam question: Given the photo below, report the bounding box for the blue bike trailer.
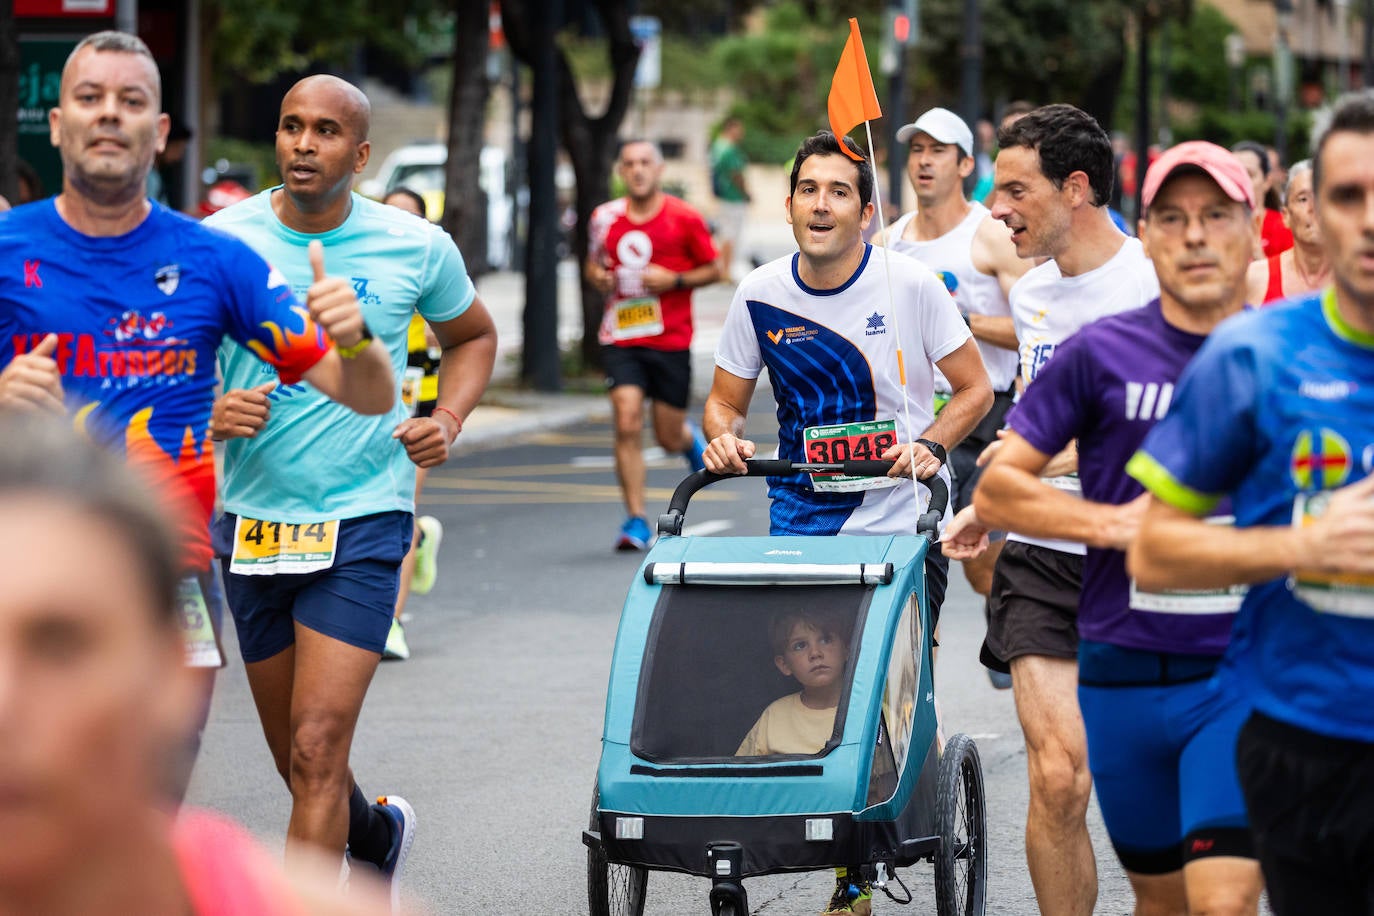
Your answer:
[584,460,987,916]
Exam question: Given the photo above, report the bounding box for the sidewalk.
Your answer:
[458,216,798,455]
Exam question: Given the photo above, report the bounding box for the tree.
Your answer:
[442,0,492,277]
[203,0,447,87]
[917,0,1136,127]
[501,0,640,373]
[0,0,17,205]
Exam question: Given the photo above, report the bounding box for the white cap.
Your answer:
[895,107,974,157]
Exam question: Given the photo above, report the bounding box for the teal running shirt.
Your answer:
[206,190,475,522]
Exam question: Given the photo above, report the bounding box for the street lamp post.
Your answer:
[1225,32,1246,111]
[1274,0,1295,163]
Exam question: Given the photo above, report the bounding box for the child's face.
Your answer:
[774,621,847,691]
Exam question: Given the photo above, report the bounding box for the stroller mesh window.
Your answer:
[631,584,873,763]
[873,592,923,801]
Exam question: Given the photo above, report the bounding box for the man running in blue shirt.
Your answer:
[0,32,392,802]
[206,74,496,906]
[1128,89,1374,915]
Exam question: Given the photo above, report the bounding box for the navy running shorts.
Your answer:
[1078,640,1253,874]
[213,510,413,662]
[602,344,692,410]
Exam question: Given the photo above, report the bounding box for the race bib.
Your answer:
[1291,492,1374,617]
[1130,515,1246,614]
[804,419,900,493]
[177,578,224,669]
[610,297,664,341]
[230,517,339,576]
[1129,581,1247,614]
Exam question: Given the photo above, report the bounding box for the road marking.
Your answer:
[681,519,733,537]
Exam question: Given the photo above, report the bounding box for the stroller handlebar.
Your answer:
[658,459,949,540]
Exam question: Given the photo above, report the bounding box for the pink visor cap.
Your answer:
[1141,140,1256,212]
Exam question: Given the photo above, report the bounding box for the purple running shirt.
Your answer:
[1006,299,1242,655]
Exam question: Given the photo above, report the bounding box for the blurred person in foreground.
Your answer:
[0,415,391,916]
[1129,89,1374,915]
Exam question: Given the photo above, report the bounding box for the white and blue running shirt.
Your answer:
[715,244,971,536]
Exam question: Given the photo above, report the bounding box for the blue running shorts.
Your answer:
[213,510,413,662]
[1078,639,1254,874]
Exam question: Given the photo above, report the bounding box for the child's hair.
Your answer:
[768,608,853,658]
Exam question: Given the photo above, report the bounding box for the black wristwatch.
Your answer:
[674,273,686,290]
[915,438,947,465]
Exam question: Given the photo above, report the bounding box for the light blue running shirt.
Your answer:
[206,190,475,522]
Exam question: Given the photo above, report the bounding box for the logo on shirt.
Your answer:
[1123,382,1174,421]
[1290,428,1352,491]
[111,310,176,343]
[936,270,959,296]
[351,277,382,308]
[865,312,887,336]
[616,230,653,269]
[23,260,41,289]
[765,325,819,345]
[155,263,180,296]
[1300,380,1356,401]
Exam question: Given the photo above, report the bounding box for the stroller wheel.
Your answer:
[587,786,648,916]
[934,733,987,916]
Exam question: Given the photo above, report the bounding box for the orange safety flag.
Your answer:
[827,18,883,161]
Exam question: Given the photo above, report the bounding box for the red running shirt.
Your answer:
[1260,208,1293,259]
[591,195,718,352]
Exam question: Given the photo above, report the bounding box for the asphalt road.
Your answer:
[187,415,1134,915]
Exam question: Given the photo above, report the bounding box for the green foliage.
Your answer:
[917,0,1133,113]
[1173,109,1314,161]
[1161,3,1235,106]
[711,2,885,164]
[561,33,730,99]
[205,0,450,86]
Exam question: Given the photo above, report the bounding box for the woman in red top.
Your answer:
[1233,141,1294,259]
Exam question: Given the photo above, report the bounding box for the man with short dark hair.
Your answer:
[703,127,991,916]
[970,103,1159,915]
[586,139,720,551]
[1129,89,1374,916]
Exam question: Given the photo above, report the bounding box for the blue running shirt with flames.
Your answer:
[715,245,970,536]
[0,200,329,571]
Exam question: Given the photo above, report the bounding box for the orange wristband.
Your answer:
[434,405,463,435]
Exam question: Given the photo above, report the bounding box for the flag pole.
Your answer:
[861,120,928,524]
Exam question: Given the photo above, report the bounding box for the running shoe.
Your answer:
[410,515,443,595]
[684,420,708,473]
[616,515,652,551]
[373,795,416,913]
[382,618,410,661]
[822,873,873,915]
